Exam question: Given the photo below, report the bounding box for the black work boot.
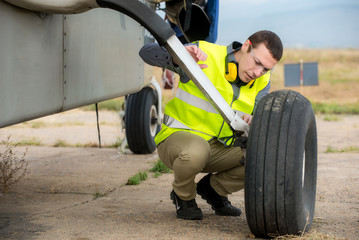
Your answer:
[196,174,242,216]
[170,190,203,220]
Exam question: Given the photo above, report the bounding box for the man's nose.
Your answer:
[253,67,262,78]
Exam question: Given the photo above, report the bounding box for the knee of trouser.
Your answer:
[178,143,210,173]
[224,165,245,180]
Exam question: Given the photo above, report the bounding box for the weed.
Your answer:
[139,171,148,181]
[325,146,336,153]
[23,121,84,128]
[53,139,71,147]
[13,138,42,146]
[323,115,342,122]
[150,159,171,173]
[342,146,359,152]
[81,142,99,148]
[325,145,359,153]
[127,174,141,185]
[127,171,148,185]
[93,192,106,199]
[153,171,162,178]
[149,159,171,178]
[24,121,47,128]
[0,137,31,193]
[53,141,100,148]
[92,188,115,199]
[107,137,123,148]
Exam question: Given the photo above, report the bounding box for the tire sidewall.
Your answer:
[245,90,317,237]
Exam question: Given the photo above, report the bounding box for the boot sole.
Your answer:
[197,192,242,217]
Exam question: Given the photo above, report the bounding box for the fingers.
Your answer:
[241,114,253,126]
[195,47,207,62]
[185,45,207,62]
[247,116,253,126]
[198,64,208,69]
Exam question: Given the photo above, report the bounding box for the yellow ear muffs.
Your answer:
[225,62,238,83]
[225,42,241,83]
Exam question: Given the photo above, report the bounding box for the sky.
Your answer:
[216,0,359,48]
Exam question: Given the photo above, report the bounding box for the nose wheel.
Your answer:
[125,87,160,154]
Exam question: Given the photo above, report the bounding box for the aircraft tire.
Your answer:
[245,89,318,237]
[125,87,160,154]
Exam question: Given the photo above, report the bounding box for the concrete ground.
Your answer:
[0,110,358,239]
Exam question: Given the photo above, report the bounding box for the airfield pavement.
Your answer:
[0,109,358,239]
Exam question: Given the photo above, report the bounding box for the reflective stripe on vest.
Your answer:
[163,114,213,138]
[176,88,218,114]
[163,114,190,129]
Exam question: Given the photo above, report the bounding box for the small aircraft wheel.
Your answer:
[245,89,317,237]
[125,87,160,154]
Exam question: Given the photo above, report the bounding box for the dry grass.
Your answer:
[273,230,344,240]
[270,49,359,105]
[156,48,359,111]
[0,137,30,193]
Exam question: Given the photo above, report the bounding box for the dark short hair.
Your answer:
[248,30,283,61]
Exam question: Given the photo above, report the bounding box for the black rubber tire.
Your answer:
[245,89,317,238]
[125,87,160,154]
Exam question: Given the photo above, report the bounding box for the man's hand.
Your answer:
[241,113,253,126]
[184,45,208,69]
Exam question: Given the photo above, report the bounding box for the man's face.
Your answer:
[237,40,278,83]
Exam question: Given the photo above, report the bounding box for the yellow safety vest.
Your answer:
[155,41,270,145]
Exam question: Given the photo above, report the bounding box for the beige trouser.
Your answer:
[157,131,245,201]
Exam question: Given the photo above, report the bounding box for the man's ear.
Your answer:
[243,39,251,52]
